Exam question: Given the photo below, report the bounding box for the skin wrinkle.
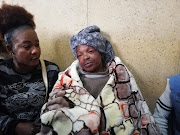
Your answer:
[77,45,106,73]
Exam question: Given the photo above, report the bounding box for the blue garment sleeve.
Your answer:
[153,79,172,135]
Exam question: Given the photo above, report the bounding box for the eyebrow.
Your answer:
[22,41,31,44]
[21,40,39,44]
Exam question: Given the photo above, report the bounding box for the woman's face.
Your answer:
[10,28,41,72]
[76,45,105,72]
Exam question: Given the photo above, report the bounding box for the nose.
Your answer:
[83,53,90,60]
[31,46,40,55]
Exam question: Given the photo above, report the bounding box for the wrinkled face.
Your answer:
[76,45,105,72]
[11,28,41,70]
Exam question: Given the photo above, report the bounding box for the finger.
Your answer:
[49,88,65,98]
[47,104,63,110]
[47,97,62,106]
[40,124,52,134]
[55,90,66,97]
[47,97,69,106]
[49,90,58,97]
[53,87,64,93]
[34,126,41,134]
[47,97,69,110]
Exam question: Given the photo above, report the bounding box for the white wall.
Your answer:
[1,0,180,111]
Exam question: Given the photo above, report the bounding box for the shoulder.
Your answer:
[168,74,180,91]
[168,74,180,80]
[43,60,60,72]
[168,74,180,82]
[44,60,59,67]
[0,58,13,68]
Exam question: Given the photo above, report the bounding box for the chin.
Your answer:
[30,60,40,66]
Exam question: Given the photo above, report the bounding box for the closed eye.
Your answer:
[77,54,82,58]
[88,50,94,53]
[23,44,30,49]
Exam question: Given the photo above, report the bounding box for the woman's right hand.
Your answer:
[15,122,40,135]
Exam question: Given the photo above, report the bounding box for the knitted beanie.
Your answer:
[70,25,115,64]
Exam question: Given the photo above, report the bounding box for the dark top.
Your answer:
[0,58,60,135]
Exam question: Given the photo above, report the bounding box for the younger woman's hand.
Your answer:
[15,122,40,135]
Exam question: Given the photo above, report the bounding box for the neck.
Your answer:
[13,60,38,74]
[100,66,108,72]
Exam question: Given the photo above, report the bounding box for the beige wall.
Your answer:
[1,0,180,112]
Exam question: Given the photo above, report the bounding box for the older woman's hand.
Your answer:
[45,88,74,111]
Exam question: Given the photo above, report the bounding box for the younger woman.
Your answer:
[0,4,59,135]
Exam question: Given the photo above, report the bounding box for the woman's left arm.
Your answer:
[153,79,172,135]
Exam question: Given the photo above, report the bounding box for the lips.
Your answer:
[32,57,38,60]
[31,57,39,62]
[84,61,93,68]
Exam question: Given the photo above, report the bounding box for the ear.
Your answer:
[6,45,13,54]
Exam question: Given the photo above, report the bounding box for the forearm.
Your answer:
[0,114,19,135]
[153,107,169,135]
[153,79,172,135]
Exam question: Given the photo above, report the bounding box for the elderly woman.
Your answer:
[39,25,160,135]
[0,4,59,135]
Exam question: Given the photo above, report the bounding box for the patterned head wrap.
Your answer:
[70,25,115,64]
